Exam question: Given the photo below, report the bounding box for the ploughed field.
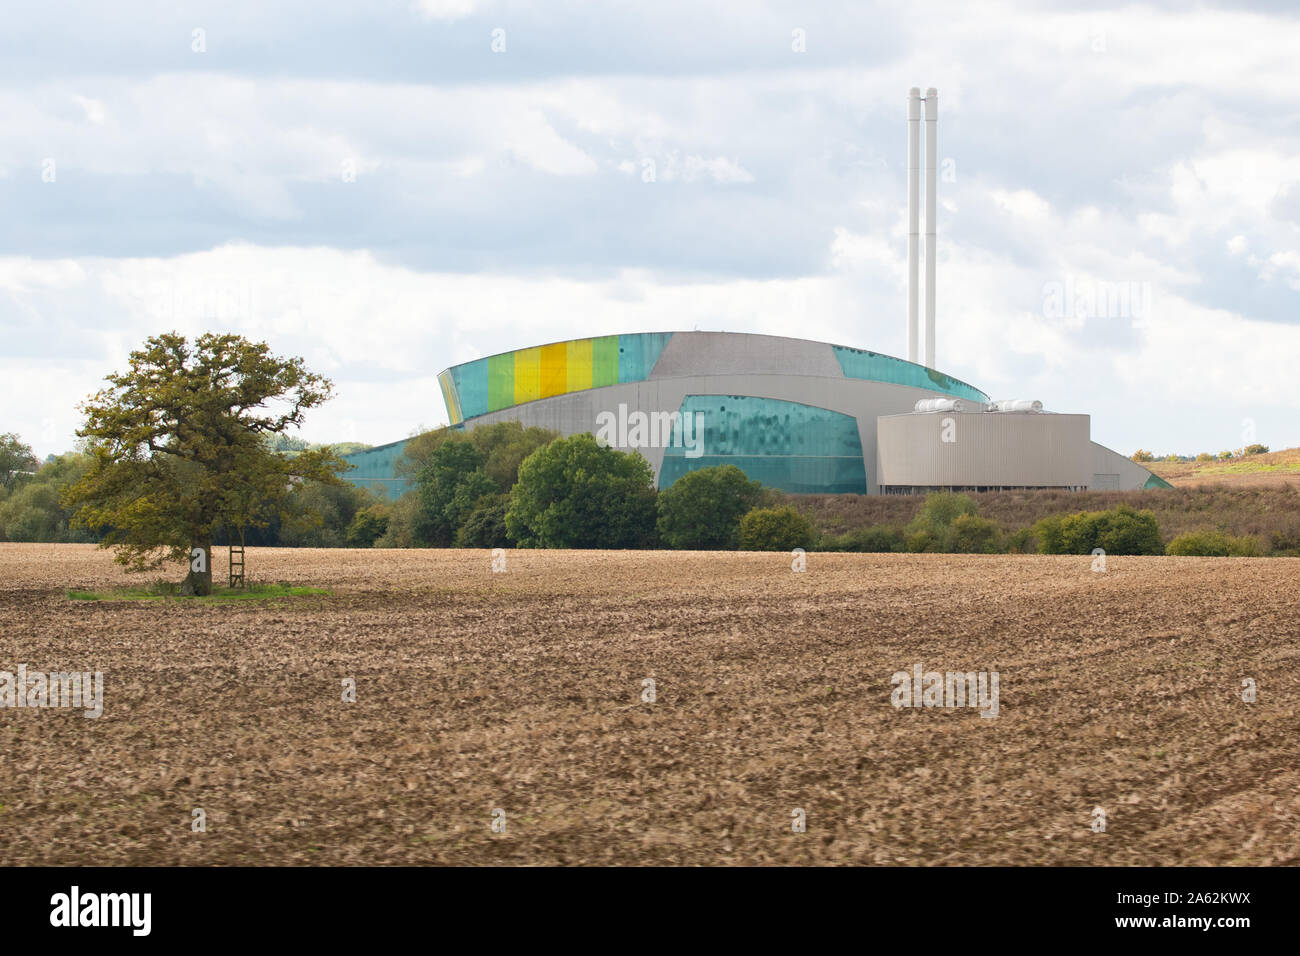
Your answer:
[2,543,1298,866]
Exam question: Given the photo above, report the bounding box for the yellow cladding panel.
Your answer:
[566,338,594,392]
[539,342,567,399]
[513,347,541,405]
[438,372,462,424]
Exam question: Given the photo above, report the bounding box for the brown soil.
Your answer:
[1,543,1297,865]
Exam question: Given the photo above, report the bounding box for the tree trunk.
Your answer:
[181,539,213,596]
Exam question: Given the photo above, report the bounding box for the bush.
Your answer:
[397,421,559,489]
[738,505,816,552]
[902,492,992,553]
[415,437,494,546]
[656,465,763,550]
[1269,527,1300,557]
[1243,443,1269,456]
[0,482,64,541]
[0,433,39,492]
[1004,527,1035,554]
[0,453,95,543]
[506,433,657,549]
[279,480,373,548]
[1166,530,1259,556]
[824,525,905,553]
[456,494,511,548]
[1131,449,1155,462]
[947,513,1001,553]
[345,504,389,548]
[1030,514,1064,554]
[1195,452,1214,462]
[905,527,944,553]
[373,492,423,549]
[1037,504,1162,555]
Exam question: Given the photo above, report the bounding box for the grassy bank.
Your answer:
[785,483,1300,555]
[66,581,331,602]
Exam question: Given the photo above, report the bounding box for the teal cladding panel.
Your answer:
[341,440,411,498]
[449,358,491,421]
[660,395,867,495]
[832,346,987,403]
[617,332,673,382]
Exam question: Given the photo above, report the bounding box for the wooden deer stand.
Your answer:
[228,526,246,589]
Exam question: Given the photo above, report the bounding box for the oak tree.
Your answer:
[63,332,346,594]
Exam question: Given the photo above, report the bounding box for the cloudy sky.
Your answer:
[4,0,1298,459]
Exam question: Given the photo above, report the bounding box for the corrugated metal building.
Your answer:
[877,411,1092,492]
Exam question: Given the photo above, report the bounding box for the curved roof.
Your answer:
[436,331,988,424]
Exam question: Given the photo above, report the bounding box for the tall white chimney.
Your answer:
[906,88,921,364]
[924,88,938,370]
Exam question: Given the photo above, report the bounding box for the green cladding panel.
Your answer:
[441,332,673,423]
[832,345,988,403]
[659,395,868,495]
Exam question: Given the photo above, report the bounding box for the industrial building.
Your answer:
[342,329,1165,496]
[342,87,1167,498]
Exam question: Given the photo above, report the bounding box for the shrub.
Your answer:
[656,465,763,550]
[344,504,389,548]
[903,492,991,553]
[1005,526,1035,554]
[0,452,95,543]
[279,480,373,548]
[1030,515,1063,553]
[1131,449,1155,462]
[0,482,64,541]
[905,527,944,553]
[1195,452,1214,462]
[738,506,816,552]
[947,513,1001,553]
[826,525,906,553]
[506,433,657,549]
[0,433,39,492]
[1243,444,1269,456]
[456,494,511,548]
[1038,504,1162,555]
[1269,527,1300,557]
[415,437,495,546]
[915,492,978,527]
[373,492,423,548]
[1166,530,1259,556]
[1216,450,1233,460]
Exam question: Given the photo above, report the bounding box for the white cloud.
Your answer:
[411,0,481,22]
[6,0,1300,462]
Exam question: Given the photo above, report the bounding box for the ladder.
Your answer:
[228,531,246,589]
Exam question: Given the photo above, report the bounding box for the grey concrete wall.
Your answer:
[461,374,961,493]
[1088,442,1161,490]
[649,331,844,378]
[875,412,1092,488]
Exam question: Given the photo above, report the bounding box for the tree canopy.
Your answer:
[0,433,39,491]
[656,464,762,549]
[63,332,346,593]
[505,433,657,549]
